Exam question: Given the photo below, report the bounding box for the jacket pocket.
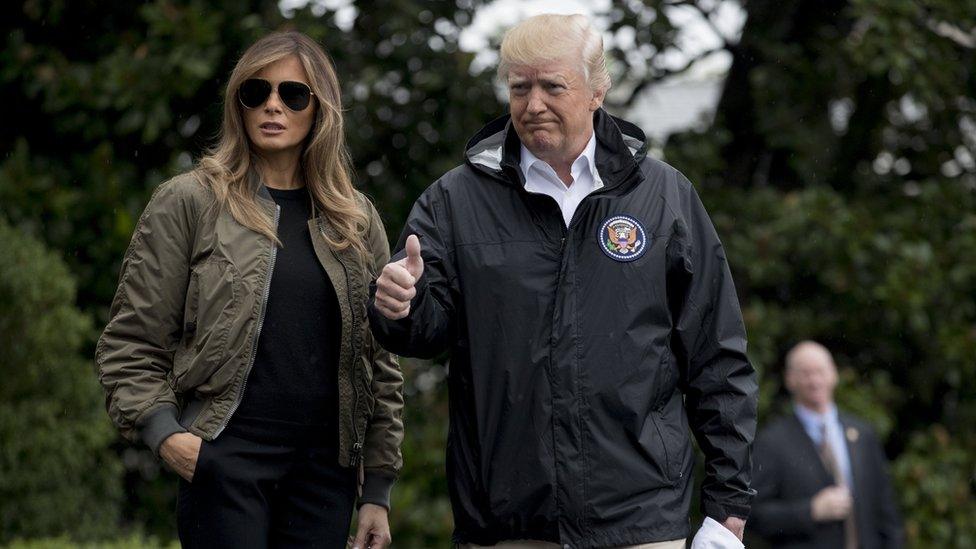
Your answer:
[649,411,674,483]
[173,255,242,391]
[359,354,376,418]
[182,270,201,341]
[651,346,678,411]
[171,269,201,388]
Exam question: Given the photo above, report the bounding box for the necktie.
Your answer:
[819,423,858,549]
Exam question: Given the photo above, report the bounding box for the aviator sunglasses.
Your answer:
[238,78,315,111]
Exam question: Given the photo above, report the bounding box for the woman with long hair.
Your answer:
[97,31,402,548]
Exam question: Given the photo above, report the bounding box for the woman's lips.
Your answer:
[259,122,285,134]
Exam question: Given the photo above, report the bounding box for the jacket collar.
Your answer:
[245,167,270,200]
[465,108,647,193]
[246,165,350,249]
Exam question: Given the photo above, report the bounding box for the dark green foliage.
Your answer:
[893,425,976,546]
[388,359,454,544]
[0,221,124,542]
[5,536,178,549]
[288,1,501,235]
[704,180,976,546]
[2,0,975,546]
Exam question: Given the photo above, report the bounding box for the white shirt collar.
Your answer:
[519,133,601,189]
[794,402,839,438]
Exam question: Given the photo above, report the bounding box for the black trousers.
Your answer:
[177,420,357,549]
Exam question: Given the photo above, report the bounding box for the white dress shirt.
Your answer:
[519,134,603,227]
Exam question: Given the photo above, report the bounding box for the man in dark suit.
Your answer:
[748,341,904,549]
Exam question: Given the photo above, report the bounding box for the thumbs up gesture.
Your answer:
[375,234,424,320]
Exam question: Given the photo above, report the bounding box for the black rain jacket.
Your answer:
[369,110,757,548]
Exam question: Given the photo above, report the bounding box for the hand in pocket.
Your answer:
[160,432,205,481]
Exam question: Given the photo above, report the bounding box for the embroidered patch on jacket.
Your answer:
[598,215,648,262]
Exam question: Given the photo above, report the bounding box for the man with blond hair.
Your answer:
[369,14,756,549]
[749,341,903,548]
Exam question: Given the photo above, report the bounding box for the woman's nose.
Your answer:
[263,88,284,112]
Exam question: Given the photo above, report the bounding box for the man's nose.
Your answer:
[526,89,547,114]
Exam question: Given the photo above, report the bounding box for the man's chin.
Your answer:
[525,136,560,157]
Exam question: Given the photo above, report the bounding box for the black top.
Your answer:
[233,186,341,445]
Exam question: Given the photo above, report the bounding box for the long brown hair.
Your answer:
[196,31,366,257]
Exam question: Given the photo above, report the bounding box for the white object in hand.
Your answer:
[691,517,745,549]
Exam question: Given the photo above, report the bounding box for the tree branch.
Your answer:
[612,45,728,108]
[664,0,730,46]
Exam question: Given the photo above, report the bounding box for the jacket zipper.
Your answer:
[214,203,280,438]
[548,210,572,534]
[331,245,364,466]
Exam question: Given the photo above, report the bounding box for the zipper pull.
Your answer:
[357,461,365,497]
[353,441,365,497]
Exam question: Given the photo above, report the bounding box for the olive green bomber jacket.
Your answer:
[96,171,403,508]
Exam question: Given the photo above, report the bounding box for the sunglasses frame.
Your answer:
[238,78,316,112]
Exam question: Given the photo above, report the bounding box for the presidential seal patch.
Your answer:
[598,215,648,262]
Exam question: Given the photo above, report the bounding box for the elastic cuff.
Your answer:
[138,404,187,456]
[702,498,751,522]
[358,469,397,510]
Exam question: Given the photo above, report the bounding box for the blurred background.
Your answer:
[1,0,974,547]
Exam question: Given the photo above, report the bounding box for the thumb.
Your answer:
[351,519,368,549]
[404,234,424,279]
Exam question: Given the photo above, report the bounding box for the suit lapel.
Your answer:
[788,412,834,486]
[840,415,865,493]
[840,414,870,543]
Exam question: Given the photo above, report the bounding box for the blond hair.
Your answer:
[196,31,366,258]
[497,14,612,93]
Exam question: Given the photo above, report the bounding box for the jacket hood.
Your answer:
[464,108,648,188]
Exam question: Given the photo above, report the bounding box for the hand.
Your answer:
[351,503,392,549]
[721,516,746,541]
[374,234,424,320]
[811,485,853,522]
[159,432,203,482]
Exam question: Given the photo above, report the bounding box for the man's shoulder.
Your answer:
[437,163,480,186]
[638,154,681,176]
[757,412,803,442]
[753,414,806,469]
[637,156,697,200]
[423,163,496,199]
[837,411,881,440]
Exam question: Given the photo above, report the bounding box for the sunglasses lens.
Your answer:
[278,81,312,111]
[239,79,272,109]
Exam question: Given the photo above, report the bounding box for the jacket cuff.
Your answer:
[138,404,187,456]
[358,469,397,510]
[702,497,752,522]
